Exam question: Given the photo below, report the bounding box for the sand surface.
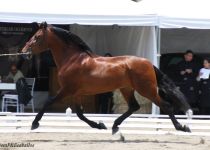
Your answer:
[0,133,210,150]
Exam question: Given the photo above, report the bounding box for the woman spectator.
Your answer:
[197,58,210,115]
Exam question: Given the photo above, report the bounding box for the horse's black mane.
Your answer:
[51,26,92,55]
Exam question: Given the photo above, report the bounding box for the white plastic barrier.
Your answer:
[0,113,210,136]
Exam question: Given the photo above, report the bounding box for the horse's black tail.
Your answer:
[153,65,191,114]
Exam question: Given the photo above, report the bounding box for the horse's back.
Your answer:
[93,55,154,78]
[100,55,154,73]
[94,55,151,66]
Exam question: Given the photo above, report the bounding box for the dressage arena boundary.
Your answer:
[0,112,210,136]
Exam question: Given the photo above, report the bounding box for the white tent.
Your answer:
[0,0,157,26]
[156,0,210,54]
[1,0,210,28]
[156,0,210,29]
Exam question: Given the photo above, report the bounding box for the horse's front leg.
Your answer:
[112,88,140,135]
[112,99,140,134]
[31,89,66,130]
[75,104,107,130]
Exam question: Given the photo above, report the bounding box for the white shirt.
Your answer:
[199,68,210,79]
[6,70,24,83]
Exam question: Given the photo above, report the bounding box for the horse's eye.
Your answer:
[34,36,38,40]
[34,36,40,43]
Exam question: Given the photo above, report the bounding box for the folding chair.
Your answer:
[1,78,35,112]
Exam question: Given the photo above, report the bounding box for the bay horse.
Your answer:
[21,22,193,134]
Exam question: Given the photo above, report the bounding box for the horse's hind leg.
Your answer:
[133,82,190,133]
[112,88,140,135]
[74,97,107,130]
[152,91,190,132]
[159,95,191,132]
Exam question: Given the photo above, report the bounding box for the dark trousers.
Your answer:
[98,92,113,114]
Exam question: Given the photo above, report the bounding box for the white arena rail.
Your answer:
[0,112,210,136]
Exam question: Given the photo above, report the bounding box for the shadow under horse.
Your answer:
[21,22,193,134]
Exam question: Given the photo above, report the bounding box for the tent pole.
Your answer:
[151,27,161,115]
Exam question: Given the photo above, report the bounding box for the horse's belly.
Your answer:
[77,75,130,95]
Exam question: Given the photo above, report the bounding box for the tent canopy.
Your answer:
[0,0,156,26]
[1,0,210,28]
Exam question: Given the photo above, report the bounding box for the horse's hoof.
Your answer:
[112,126,119,135]
[98,122,107,130]
[31,122,39,130]
[183,125,191,133]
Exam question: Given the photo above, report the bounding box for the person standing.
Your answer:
[177,50,199,110]
[97,53,113,114]
[197,58,210,115]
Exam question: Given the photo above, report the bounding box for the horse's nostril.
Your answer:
[26,47,32,54]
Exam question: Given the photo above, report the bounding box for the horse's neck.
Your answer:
[47,33,76,68]
[47,31,90,69]
[50,46,81,69]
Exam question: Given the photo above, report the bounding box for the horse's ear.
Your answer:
[40,22,47,29]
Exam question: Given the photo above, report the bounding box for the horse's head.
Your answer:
[21,22,49,58]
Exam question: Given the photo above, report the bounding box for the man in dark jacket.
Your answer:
[177,50,199,109]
